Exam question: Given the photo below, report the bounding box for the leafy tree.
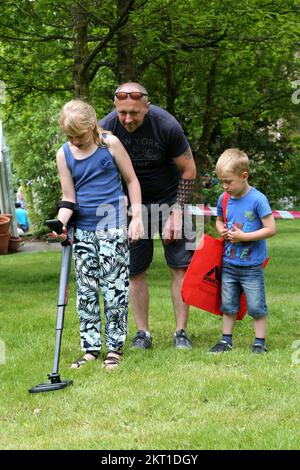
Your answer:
[0,0,140,102]
[1,0,300,233]
[5,96,63,233]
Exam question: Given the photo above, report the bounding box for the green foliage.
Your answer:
[5,96,64,233]
[135,0,300,207]
[1,0,300,229]
[204,219,219,238]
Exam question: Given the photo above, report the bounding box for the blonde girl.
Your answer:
[56,100,143,370]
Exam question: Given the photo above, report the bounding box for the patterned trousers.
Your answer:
[73,227,129,353]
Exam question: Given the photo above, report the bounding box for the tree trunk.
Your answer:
[194,58,218,203]
[116,0,135,83]
[196,58,218,167]
[165,54,177,117]
[72,6,89,100]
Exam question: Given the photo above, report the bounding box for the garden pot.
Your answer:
[0,216,10,235]
[1,213,12,221]
[0,232,10,254]
[8,236,23,253]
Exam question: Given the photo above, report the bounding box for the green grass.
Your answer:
[0,220,299,449]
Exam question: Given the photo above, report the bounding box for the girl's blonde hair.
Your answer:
[60,99,110,146]
[216,148,250,176]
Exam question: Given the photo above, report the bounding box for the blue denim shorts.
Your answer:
[221,262,268,318]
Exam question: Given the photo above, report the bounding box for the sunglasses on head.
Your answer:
[115,91,148,100]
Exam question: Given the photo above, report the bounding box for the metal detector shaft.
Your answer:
[51,226,73,376]
[28,223,74,393]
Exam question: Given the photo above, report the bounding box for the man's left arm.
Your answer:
[173,147,197,210]
[162,147,196,242]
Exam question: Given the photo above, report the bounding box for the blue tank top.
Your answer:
[63,142,126,231]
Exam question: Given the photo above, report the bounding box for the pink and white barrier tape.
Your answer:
[191,205,300,219]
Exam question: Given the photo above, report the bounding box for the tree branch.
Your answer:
[178,32,227,50]
[83,0,136,75]
[88,61,116,83]
[0,23,73,42]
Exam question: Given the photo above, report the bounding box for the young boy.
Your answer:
[210,148,276,354]
[15,202,30,233]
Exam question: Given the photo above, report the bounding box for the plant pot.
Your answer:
[0,232,10,254]
[0,216,10,235]
[8,236,23,253]
[1,213,12,221]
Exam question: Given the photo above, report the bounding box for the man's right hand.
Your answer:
[128,216,144,243]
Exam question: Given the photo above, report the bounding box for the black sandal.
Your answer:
[70,351,99,369]
[103,350,122,370]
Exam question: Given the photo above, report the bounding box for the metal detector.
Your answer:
[28,220,74,393]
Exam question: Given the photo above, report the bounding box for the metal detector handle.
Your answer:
[46,219,64,235]
[46,219,73,247]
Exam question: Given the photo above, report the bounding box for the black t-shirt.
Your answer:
[100,105,189,204]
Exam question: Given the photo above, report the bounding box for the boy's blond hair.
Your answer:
[60,99,110,146]
[216,148,250,176]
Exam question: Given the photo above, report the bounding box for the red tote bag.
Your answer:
[181,233,247,319]
[181,193,247,320]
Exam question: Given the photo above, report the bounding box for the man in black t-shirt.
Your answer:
[100,82,196,350]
